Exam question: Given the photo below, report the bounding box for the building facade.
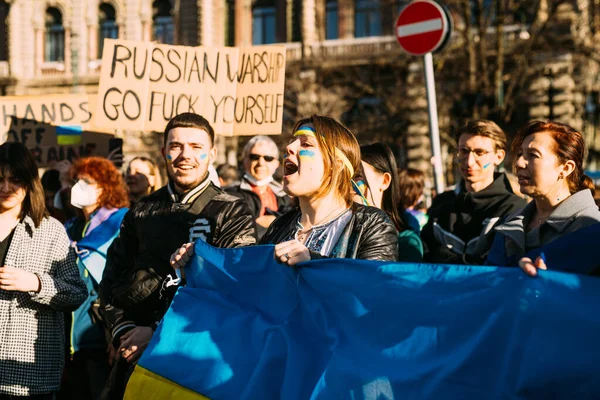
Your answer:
[1,0,600,184]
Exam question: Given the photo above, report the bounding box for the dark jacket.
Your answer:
[226,177,292,239]
[486,189,600,271]
[99,180,257,345]
[261,203,399,262]
[421,173,527,265]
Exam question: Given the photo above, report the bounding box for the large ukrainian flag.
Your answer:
[125,228,600,399]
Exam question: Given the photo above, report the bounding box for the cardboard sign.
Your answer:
[0,94,96,135]
[2,118,114,167]
[0,94,115,167]
[96,39,286,135]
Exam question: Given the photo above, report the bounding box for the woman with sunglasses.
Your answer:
[260,115,398,264]
[0,142,86,398]
[226,135,291,239]
[355,143,423,262]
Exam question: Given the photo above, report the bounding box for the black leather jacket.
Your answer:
[99,180,257,344]
[261,203,399,261]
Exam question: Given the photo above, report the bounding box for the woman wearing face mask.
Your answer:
[486,121,600,275]
[355,143,423,262]
[259,115,399,264]
[61,157,129,400]
[126,157,162,206]
[0,142,86,399]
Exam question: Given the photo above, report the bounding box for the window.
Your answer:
[0,0,9,62]
[45,7,64,62]
[394,0,410,17]
[354,0,381,38]
[325,0,338,40]
[99,3,118,58]
[252,2,276,44]
[153,0,174,44]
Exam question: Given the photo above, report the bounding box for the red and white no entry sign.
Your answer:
[395,0,451,56]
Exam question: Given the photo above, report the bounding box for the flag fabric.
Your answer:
[56,125,83,145]
[125,240,600,400]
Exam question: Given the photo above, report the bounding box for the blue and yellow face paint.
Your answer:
[293,124,355,177]
[199,153,208,161]
[166,154,173,164]
[298,149,316,159]
[482,162,491,169]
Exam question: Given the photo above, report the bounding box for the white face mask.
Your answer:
[70,180,100,209]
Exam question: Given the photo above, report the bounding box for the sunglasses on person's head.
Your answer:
[249,154,276,162]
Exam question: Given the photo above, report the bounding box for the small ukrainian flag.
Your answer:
[57,125,83,145]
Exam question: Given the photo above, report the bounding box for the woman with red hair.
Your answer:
[61,157,129,400]
[486,121,600,275]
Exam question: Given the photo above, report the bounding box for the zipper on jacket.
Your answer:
[70,311,75,358]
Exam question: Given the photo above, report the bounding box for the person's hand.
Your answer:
[256,215,277,228]
[274,240,311,266]
[0,266,41,292]
[170,242,194,270]
[518,256,547,277]
[54,160,73,187]
[107,147,124,169]
[119,326,153,364]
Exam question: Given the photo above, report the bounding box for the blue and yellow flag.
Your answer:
[56,125,83,145]
[126,240,600,399]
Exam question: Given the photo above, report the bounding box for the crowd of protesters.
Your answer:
[1,112,599,399]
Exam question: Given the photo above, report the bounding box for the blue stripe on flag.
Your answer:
[57,125,83,136]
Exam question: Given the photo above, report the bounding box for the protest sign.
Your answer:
[0,94,96,134]
[96,39,286,135]
[0,94,114,167]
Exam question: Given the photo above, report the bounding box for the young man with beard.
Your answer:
[98,113,257,398]
[226,135,291,239]
[421,120,527,265]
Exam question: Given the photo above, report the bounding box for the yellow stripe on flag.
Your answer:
[124,365,211,400]
[57,135,82,145]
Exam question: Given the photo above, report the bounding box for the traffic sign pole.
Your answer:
[395,0,451,194]
[423,52,444,195]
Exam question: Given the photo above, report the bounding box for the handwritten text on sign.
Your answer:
[96,39,286,135]
[0,95,113,166]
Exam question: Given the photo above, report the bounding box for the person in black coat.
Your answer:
[421,120,527,265]
[99,113,257,399]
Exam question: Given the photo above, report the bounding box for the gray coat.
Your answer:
[491,189,600,262]
[0,216,87,396]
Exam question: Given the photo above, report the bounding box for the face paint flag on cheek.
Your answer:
[199,153,208,162]
[483,162,492,169]
[298,150,316,159]
[293,125,355,177]
[166,154,173,164]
